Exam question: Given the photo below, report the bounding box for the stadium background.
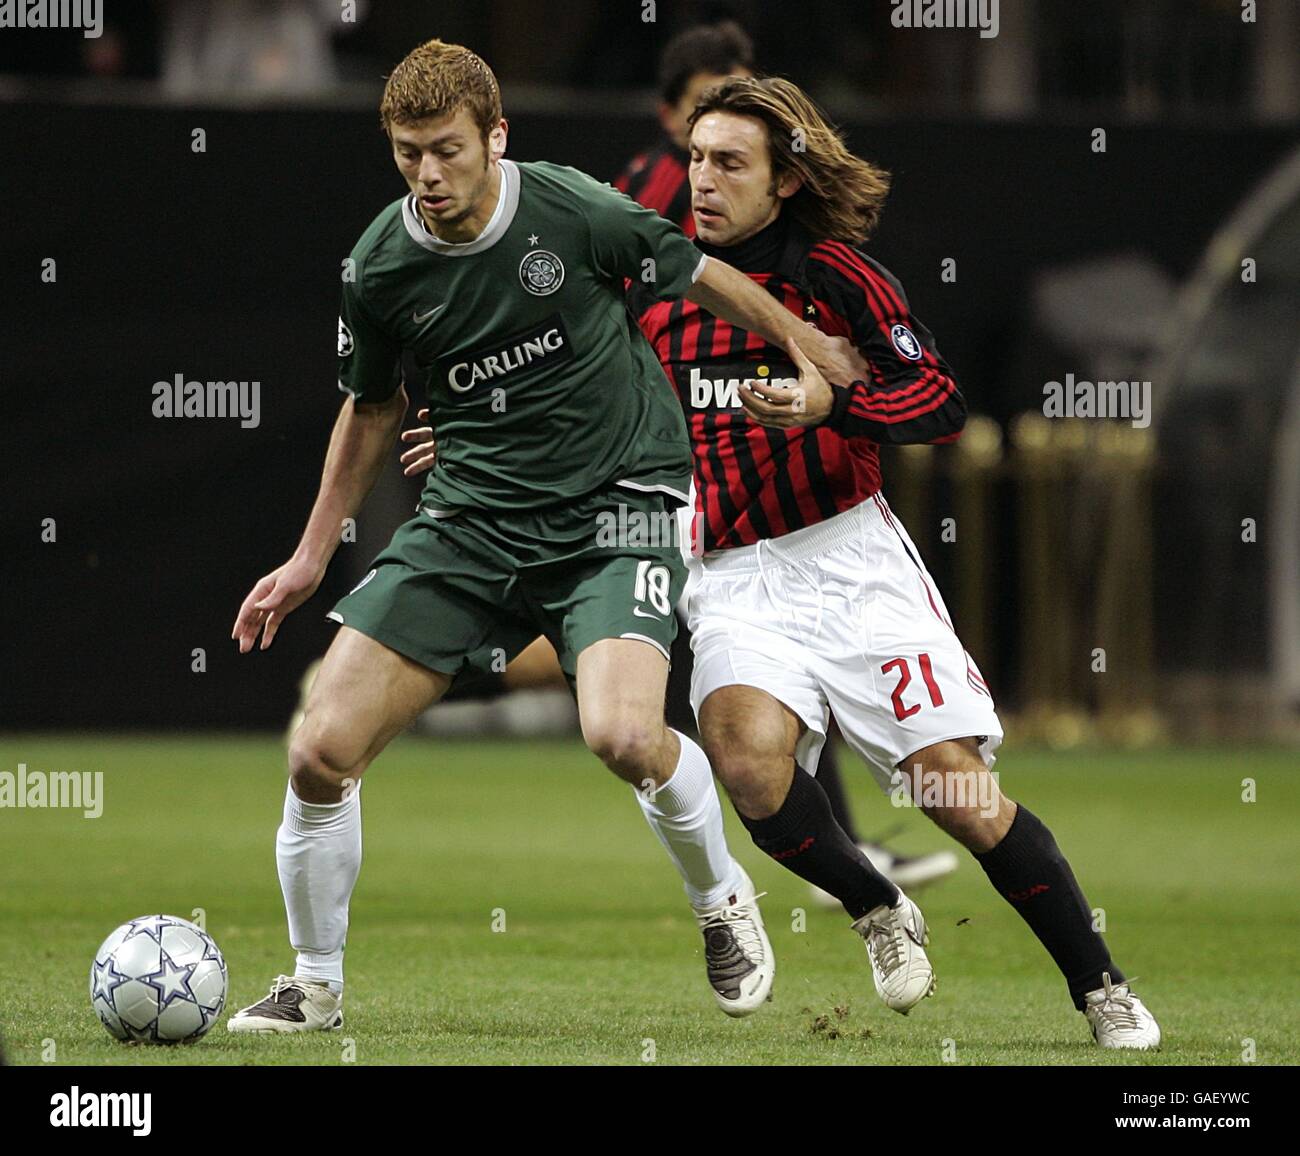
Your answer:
[4,0,1298,739]
[1,0,1298,1069]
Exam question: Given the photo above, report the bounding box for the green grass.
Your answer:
[1,735,1296,1065]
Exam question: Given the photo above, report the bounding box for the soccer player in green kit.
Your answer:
[226,38,867,1032]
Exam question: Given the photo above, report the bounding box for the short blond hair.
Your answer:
[380,38,501,140]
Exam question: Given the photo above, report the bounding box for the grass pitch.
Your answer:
[1,735,1296,1066]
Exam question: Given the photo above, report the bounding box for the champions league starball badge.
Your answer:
[519,249,565,296]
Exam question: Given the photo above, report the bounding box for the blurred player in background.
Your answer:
[229,38,873,1032]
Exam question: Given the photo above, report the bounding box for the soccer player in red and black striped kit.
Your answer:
[616,20,957,897]
[625,76,1161,1046]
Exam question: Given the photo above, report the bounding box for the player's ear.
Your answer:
[777,169,803,200]
[488,120,508,162]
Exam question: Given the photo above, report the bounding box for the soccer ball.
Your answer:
[89,915,228,1043]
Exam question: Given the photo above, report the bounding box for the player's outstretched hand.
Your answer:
[231,557,325,653]
[399,407,438,476]
[741,335,835,429]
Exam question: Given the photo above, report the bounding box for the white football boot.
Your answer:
[852,892,936,1014]
[1084,973,1161,1050]
[226,975,343,1033]
[693,866,775,1017]
[809,843,959,908]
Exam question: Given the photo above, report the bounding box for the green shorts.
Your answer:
[327,484,687,691]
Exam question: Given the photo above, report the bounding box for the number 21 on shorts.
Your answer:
[882,653,945,721]
[634,560,672,616]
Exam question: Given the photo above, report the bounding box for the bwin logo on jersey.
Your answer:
[890,323,923,361]
[519,249,565,296]
[687,363,797,410]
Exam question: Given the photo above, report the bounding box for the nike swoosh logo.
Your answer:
[412,304,447,324]
[905,927,925,948]
[632,607,662,619]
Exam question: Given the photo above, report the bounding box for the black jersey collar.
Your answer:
[695,212,795,275]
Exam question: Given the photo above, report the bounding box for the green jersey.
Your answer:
[337,159,706,511]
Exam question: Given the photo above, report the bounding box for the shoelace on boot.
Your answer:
[696,893,768,959]
[864,913,907,974]
[269,975,302,1002]
[268,975,331,1002]
[1092,973,1142,1030]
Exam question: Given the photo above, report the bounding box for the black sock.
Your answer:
[974,805,1124,1010]
[814,744,862,845]
[739,764,897,920]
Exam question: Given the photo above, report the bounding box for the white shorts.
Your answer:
[687,494,1003,793]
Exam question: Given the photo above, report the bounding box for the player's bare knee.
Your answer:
[727,775,789,821]
[704,744,779,813]
[287,731,360,804]
[584,719,663,783]
[699,687,798,804]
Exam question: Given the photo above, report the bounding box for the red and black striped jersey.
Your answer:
[627,215,966,552]
[613,139,696,239]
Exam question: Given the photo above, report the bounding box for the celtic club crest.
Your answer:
[519,249,565,296]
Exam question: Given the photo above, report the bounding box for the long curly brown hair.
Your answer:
[689,77,890,243]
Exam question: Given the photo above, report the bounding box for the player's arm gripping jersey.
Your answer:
[336,159,707,512]
[805,240,966,445]
[625,217,968,551]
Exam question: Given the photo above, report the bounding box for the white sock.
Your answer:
[634,729,743,910]
[275,782,362,994]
